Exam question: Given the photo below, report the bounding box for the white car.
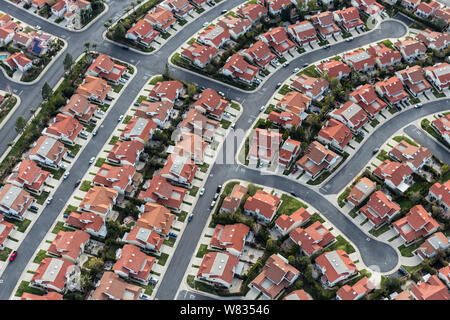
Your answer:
[92,130,97,136]
[260,105,265,111]
[199,188,205,196]
[118,114,124,122]
[214,193,219,200]
[293,67,300,73]
[414,103,423,108]
[46,197,53,204]
[63,172,70,180]
[35,25,41,30]
[89,157,95,164]
[203,22,209,27]
[210,201,216,208]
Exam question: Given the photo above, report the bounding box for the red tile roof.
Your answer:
[410,275,450,300]
[210,223,250,255]
[290,221,335,256]
[359,190,400,227]
[275,208,312,233]
[113,244,155,282]
[48,230,90,261]
[137,202,175,236]
[244,189,281,220]
[318,119,353,150]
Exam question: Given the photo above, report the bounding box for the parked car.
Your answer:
[214,193,219,200]
[199,188,205,196]
[276,82,282,88]
[259,105,265,111]
[259,71,266,77]
[35,25,41,30]
[398,266,408,276]
[119,78,127,84]
[302,63,308,68]
[66,152,75,158]
[89,157,95,164]
[63,214,69,219]
[293,67,300,73]
[231,123,236,129]
[218,91,225,97]
[438,114,443,118]
[105,96,113,101]
[97,110,105,115]
[149,276,159,285]
[283,62,290,68]
[63,172,70,180]
[118,115,124,122]
[414,103,422,109]
[216,185,222,193]
[290,192,297,197]
[9,251,17,262]
[75,180,81,187]
[324,45,330,49]
[30,205,39,211]
[134,102,140,106]
[46,197,53,205]
[221,9,228,14]
[92,130,97,136]
[188,214,193,222]
[210,201,216,208]
[372,148,379,154]
[122,73,131,80]
[203,22,209,27]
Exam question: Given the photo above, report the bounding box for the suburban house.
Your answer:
[126,20,160,47]
[210,223,250,256]
[434,7,450,26]
[336,277,374,300]
[148,80,184,103]
[242,41,277,69]
[351,0,384,15]
[259,27,296,56]
[79,186,119,219]
[401,0,420,10]
[315,250,358,287]
[160,155,198,188]
[192,89,230,121]
[283,289,313,300]
[417,29,450,51]
[21,292,63,300]
[28,136,67,169]
[414,1,441,18]
[367,43,402,68]
[122,225,164,254]
[220,184,248,214]
[6,159,50,195]
[276,91,311,114]
[60,94,98,124]
[47,230,90,264]
[138,175,187,212]
[316,60,351,80]
[244,189,281,224]
[76,76,111,104]
[217,16,252,40]
[12,32,32,48]
[289,221,335,256]
[221,53,259,84]
[290,74,329,101]
[346,177,376,207]
[250,254,299,299]
[93,164,136,195]
[236,3,268,23]
[86,54,127,84]
[247,128,282,165]
[373,160,413,193]
[274,207,312,236]
[144,6,177,32]
[359,190,401,228]
[170,131,208,164]
[42,114,83,145]
[31,257,75,293]
[120,117,156,144]
[349,84,387,118]
[396,65,433,97]
[388,141,432,172]
[197,25,230,49]
[0,27,14,46]
[438,266,450,288]
[134,100,173,127]
[113,244,155,285]
[333,7,365,32]
[91,272,144,300]
[343,49,376,73]
[0,214,14,248]
[287,21,318,47]
[392,205,440,243]
[107,140,145,167]
[181,43,219,69]
[265,0,292,16]
[409,274,450,300]
[160,0,194,20]
[267,111,301,130]
[2,52,32,72]
[424,62,450,91]
[428,180,450,213]
[416,232,449,260]
[431,114,450,145]
[197,251,240,288]
[375,76,410,106]
[317,119,354,152]
[311,11,341,39]
[277,138,301,167]
[330,101,369,133]
[394,39,427,62]
[296,141,341,179]
[136,202,175,237]
[65,211,107,238]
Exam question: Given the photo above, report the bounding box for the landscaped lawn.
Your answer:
[15,281,45,297]
[176,211,188,223]
[0,247,12,261]
[432,90,446,98]
[230,102,240,111]
[298,65,320,78]
[157,253,169,266]
[14,219,31,233]
[196,244,210,258]
[393,135,418,147]
[278,85,291,95]
[63,205,78,216]
[376,150,389,162]
[163,236,176,247]
[122,115,132,124]
[327,235,356,254]
[278,194,308,216]
[136,95,148,104]
[35,191,50,205]
[94,157,106,167]
[220,119,231,129]
[67,144,82,156]
[338,187,351,208]
[398,240,423,257]
[108,136,119,145]
[52,221,70,234]
[370,119,380,128]
[79,180,93,192]
[199,162,209,173]
[369,224,391,237]
[149,75,163,85]
[33,249,48,264]
[189,186,199,197]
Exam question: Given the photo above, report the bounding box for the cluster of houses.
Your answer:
[178,2,378,85]
[0,13,56,73]
[246,27,449,179]
[394,0,450,27]
[125,0,209,48]
[430,113,450,145]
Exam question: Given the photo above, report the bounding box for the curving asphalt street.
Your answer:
[0,0,445,300]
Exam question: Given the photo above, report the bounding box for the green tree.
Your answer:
[163,63,171,80]
[86,257,104,274]
[186,82,197,97]
[41,82,53,101]
[63,53,74,72]
[15,116,27,133]
[113,24,126,40]
[409,191,422,204]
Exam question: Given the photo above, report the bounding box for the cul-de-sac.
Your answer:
[0,0,449,302]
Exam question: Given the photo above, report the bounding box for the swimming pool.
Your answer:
[0,54,9,61]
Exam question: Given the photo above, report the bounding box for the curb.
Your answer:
[0,93,21,132]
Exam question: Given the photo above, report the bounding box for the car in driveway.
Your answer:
[9,251,17,262]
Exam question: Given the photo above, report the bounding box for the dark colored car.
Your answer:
[188,214,193,222]
[216,185,222,193]
[9,251,17,262]
[74,180,81,187]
